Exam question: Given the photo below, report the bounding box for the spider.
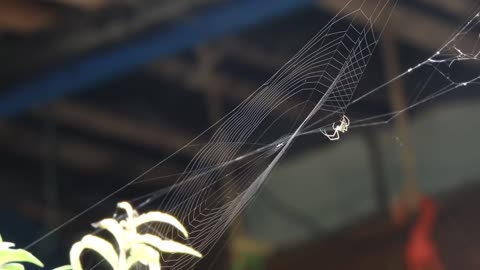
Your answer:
[320,115,350,141]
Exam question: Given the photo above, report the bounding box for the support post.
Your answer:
[382,32,419,210]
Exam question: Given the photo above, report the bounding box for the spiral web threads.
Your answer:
[127,8,480,268]
[129,1,396,269]
[339,9,480,129]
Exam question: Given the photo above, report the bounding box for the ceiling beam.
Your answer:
[47,0,107,11]
[0,120,161,179]
[35,102,197,157]
[222,1,478,72]
[151,58,306,122]
[316,0,478,54]
[37,100,255,173]
[221,39,287,71]
[0,0,312,117]
[418,0,477,19]
[0,0,55,33]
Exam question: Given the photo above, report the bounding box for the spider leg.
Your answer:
[321,122,343,141]
[320,128,332,139]
[320,116,350,141]
[319,128,329,137]
[326,130,340,141]
[329,134,339,140]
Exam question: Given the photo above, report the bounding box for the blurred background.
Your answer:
[0,0,480,269]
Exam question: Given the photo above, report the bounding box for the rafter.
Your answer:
[418,0,477,19]
[0,120,162,179]
[316,0,478,54]
[151,58,305,122]
[221,39,287,71]
[35,102,196,156]
[48,0,107,11]
[220,1,478,72]
[0,0,54,33]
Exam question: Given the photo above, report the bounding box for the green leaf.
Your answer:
[136,234,202,258]
[0,235,15,250]
[126,244,159,270]
[94,219,127,248]
[1,263,25,270]
[51,265,72,270]
[0,235,16,250]
[117,202,136,219]
[70,235,118,270]
[0,242,15,250]
[0,249,44,267]
[133,213,189,238]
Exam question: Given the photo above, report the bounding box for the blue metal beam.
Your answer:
[0,0,312,117]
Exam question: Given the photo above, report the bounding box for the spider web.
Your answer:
[24,1,480,270]
[130,1,393,269]
[330,10,480,130]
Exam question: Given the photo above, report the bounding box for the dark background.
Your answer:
[0,0,479,269]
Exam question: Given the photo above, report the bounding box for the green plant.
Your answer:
[0,234,44,270]
[59,202,202,270]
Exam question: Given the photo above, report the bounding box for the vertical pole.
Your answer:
[364,128,389,215]
[195,46,224,124]
[194,46,232,270]
[44,112,58,227]
[382,32,419,210]
[41,108,59,259]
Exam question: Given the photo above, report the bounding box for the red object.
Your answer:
[405,197,444,270]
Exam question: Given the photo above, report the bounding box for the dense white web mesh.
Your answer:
[24,1,480,270]
[139,7,480,268]
[130,1,395,269]
[336,10,480,130]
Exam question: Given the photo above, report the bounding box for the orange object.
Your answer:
[405,197,444,270]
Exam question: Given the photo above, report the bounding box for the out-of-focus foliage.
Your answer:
[56,202,202,270]
[0,234,44,270]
